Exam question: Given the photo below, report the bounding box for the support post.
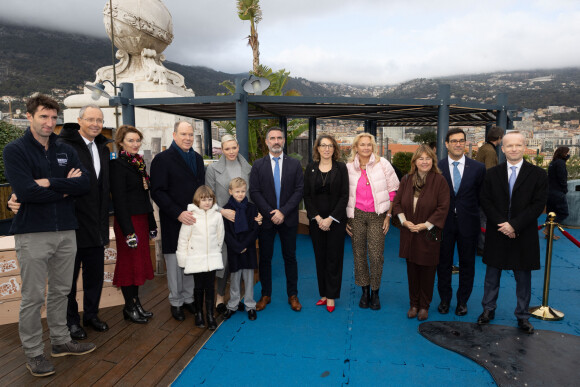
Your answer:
[235,78,249,161]
[437,84,450,161]
[364,120,371,133]
[203,120,212,158]
[369,120,377,137]
[119,82,135,127]
[279,117,288,154]
[308,118,317,163]
[530,212,564,321]
[496,93,508,163]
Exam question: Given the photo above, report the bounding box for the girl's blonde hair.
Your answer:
[348,133,379,162]
[193,185,216,207]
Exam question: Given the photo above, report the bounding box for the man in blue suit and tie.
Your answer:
[437,128,486,316]
[250,127,304,312]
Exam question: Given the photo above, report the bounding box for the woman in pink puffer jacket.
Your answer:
[346,133,399,311]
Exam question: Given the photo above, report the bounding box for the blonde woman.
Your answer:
[346,133,399,310]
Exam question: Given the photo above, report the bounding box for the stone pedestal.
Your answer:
[63,0,199,159]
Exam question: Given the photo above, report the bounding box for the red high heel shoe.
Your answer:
[315,298,327,306]
[327,305,335,313]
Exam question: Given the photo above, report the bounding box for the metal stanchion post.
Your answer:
[530,212,564,320]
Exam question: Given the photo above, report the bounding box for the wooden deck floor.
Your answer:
[0,275,211,387]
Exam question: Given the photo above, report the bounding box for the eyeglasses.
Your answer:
[82,118,104,125]
[448,139,466,145]
[319,144,334,149]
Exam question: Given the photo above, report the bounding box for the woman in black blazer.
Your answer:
[110,125,157,324]
[546,146,570,231]
[304,135,349,313]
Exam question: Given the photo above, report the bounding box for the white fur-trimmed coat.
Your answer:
[176,203,225,274]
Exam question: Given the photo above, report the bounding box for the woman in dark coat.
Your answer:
[392,145,450,321]
[304,135,349,313]
[110,125,157,324]
[546,146,570,231]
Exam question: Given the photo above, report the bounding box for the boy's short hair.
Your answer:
[229,177,247,190]
[193,185,216,207]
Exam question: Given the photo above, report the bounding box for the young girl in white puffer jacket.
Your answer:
[176,185,224,330]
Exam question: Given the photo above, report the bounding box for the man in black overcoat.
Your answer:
[477,131,548,334]
[150,121,205,321]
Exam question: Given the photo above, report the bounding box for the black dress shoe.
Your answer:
[477,309,495,325]
[183,302,196,315]
[84,317,109,332]
[438,301,450,314]
[222,309,236,320]
[216,303,227,315]
[455,304,468,316]
[69,324,87,340]
[518,318,534,334]
[171,306,185,321]
[248,309,257,321]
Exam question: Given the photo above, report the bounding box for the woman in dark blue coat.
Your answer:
[546,146,570,230]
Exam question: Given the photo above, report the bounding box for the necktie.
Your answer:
[274,157,281,209]
[509,166,517,199]
[452,161,461,194]
[88,142,95,162]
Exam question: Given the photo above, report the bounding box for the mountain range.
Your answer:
[1,20,579,113]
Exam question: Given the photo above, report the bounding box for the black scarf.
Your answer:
[228,196,249,233]
[171,140,197,176]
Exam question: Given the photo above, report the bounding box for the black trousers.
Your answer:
[309,220,345,299]
[258,224,298,298]
[481,265,531,320]
[67,246,105,326]
[437,216,477,305]
[193,270,216,292]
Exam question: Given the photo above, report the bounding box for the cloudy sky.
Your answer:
[2,0,579,85]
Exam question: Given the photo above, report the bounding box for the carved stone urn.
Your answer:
[95,0,191,92]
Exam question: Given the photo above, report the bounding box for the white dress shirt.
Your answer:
[448,155,465,188]
[507,159,524,181]
[81,134,100,178]
[269,152,284,182]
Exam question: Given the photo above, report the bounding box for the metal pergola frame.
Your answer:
[110,82,516,162]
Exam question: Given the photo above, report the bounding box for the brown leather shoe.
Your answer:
[407,307,418,319]
[417,308,429,321]
[288,295,302,312]
[255,296,271,311]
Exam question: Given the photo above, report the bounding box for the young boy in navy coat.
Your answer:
[222,178,260,321]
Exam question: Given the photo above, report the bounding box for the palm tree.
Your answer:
[237,0,262,74]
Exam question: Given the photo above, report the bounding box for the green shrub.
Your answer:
[0,122,25,183]
[391,151,413,175]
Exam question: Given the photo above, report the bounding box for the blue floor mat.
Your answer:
[174,216,580,386]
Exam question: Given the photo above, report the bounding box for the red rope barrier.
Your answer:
[560,229,580,248]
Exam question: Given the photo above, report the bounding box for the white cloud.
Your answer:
[1,0,578,84]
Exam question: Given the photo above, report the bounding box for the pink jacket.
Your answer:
[346,154,400,218]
